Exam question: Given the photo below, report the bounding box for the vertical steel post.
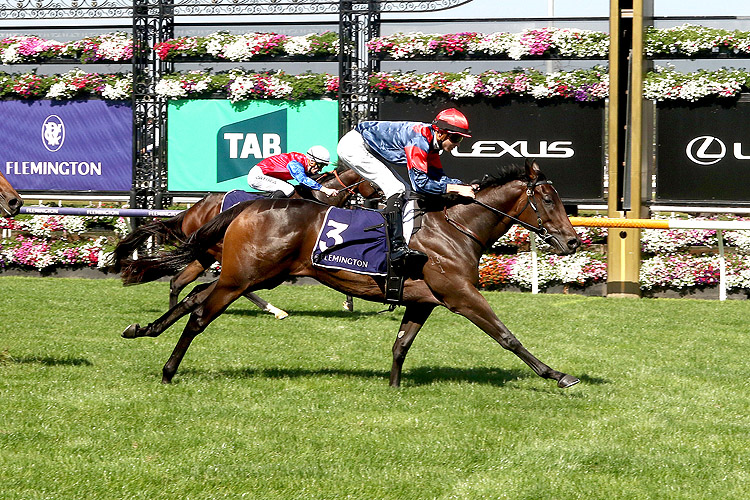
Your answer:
[338,0,381,137]
[132,0,173,212]
[606,0,653,297]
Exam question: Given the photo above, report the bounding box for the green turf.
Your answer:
[1,277,748,499]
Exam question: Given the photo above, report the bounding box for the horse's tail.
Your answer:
[120,201,252,286]
[110,211,189,272]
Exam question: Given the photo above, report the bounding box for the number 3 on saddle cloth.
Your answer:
[312,207,388,277]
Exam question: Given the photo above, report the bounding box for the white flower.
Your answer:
[285,35,313,55]
[155,78,188,98]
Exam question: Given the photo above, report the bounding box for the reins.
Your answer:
[444,179,556,248]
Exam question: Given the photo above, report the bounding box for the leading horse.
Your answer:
[0,171,23,217]
[121,160,581,388]
[112,164,380,317]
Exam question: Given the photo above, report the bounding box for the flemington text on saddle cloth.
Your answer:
[311,207,388,276]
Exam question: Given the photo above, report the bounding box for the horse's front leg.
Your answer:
[442,286,579,388]
[390,303,436,387]
[122,281,216,339]
[343,294,354,312]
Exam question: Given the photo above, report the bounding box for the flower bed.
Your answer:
[479,215,750,293]
[368,28,609,60]
[154,69,339,102]
[0,32,133,64]
[0,68,131,100]
[370,67,609,102]
[0,213,128,271]
[154,31,338,61]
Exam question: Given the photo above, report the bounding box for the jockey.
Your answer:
[337,108,477,274]
[247,145,338,198]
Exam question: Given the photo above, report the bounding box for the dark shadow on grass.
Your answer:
[133,308,387,320]
[179,365,531,387]
[577,373,609,385]
[222,309,388,319]
[9,355,93,366]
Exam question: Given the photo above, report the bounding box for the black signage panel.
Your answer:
[378,97,605,203]
[657,101,750,204]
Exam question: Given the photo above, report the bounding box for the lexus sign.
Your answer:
[379,98,605,203]
[657,102,750,204]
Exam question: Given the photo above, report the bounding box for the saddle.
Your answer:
[311,201,431,304]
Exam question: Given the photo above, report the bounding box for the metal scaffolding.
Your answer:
[1,0,472,209]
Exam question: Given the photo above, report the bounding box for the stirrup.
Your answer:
[390,248,428,280]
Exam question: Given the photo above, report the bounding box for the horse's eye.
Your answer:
[543,196,554,205]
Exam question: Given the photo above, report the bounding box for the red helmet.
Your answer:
[432,108,471,137]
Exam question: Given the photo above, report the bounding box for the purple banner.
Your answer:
[0,100,132,191]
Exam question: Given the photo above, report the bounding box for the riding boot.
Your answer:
[384,195,428,278]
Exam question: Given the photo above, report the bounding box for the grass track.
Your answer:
[1,276,749,499]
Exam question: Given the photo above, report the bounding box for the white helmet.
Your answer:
[306,145,330,165]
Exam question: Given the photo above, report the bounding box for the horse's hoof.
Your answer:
[121,324,140,339]
[274,310,289,320]
[343,301,353,312]
[558,374,580,388]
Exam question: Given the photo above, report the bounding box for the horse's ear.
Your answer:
[524,158,540,180]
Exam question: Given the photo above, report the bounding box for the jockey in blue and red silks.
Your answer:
[337,108,478,274]
[247,145,338,198]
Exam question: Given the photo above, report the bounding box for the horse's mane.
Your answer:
[474,163,543,190]
[418,163,539,212]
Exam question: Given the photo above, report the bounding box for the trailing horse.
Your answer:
[112,164,379,317]
[0,171,23,217]
[121,160,581,388]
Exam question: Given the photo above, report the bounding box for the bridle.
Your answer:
[444,178,557,248]
[312,168,367,196]
[333,170,367,195]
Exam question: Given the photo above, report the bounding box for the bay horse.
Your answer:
[112,164,380,318]
[0,171,23,216]
[121,160,581,388]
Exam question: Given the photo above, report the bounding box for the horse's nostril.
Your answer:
[8,198,21,209]
[568,238,580,249]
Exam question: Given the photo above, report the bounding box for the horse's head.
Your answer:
[310,163,382,207]
[476,159,579,255]
[0,171,23,217]
[515,159,579,254]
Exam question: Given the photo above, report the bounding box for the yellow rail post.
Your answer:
[606,0,654,297]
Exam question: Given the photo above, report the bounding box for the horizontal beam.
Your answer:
[20,207,182,217]
[569,217,750,231]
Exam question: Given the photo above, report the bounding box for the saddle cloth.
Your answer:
[312,207,388,276]
[220,190,266,213]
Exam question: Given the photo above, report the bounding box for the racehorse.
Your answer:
[0,171,23,216]
[120,160,581,388]
[112,164,380,318]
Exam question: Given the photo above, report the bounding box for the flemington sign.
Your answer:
[657,101,750,205]
[0,100,133,192]
[379,98,605,204]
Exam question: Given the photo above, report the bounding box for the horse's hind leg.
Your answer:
[123,281,216,339]
[170,260,208,308]
[244,292,288,320]
[161,281,247,383]
[390,304,436,387]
